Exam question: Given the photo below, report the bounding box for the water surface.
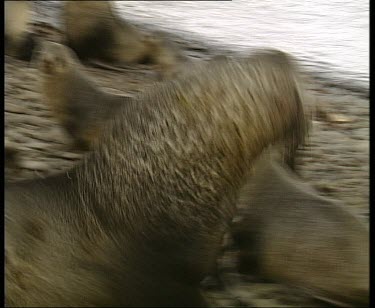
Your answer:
[115,0,369,90]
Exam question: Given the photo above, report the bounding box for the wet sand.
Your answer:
[4,17,368,307]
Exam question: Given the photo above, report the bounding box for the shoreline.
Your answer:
[131,19,370,97]
[31,1,369,97]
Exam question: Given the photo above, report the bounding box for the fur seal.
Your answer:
[5,1,36,61]
[63,1,181,77]
[232,154,369,307]
[6,49,307,306]
[35,41,131,151]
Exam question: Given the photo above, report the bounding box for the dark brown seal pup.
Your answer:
[232,154,369,307]
[63,1,181,77]
[5,49,307,307]
[35,41,131,151]
[5,1,36,61]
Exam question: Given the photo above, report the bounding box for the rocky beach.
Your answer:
[4,2,368,307]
